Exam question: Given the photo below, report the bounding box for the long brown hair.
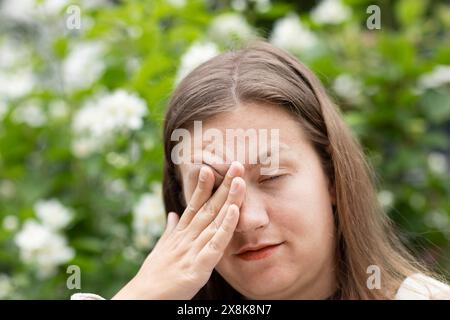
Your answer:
[162,40,434,299]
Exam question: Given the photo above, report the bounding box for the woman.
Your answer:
[73,41,449,300]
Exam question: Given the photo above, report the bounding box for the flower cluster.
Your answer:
[14,200,74,278]
[71,90,148,157]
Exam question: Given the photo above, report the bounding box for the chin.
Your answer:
[229,268,297,300]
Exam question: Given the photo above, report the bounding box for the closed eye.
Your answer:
[260,175,285,184]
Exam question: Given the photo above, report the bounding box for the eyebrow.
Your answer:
[194,143,293,176]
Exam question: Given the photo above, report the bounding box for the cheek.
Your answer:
[269,169,335,243]
[264,173,335,282]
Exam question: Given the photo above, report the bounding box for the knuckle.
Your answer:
[212,220,219,232]
[207,220,218,233]
[206,202,220,217]
[205,228,216,240]
[182,269,200,285]
[220,223,232,233]
[186,203,196,214]
[208,240,220,252]
[175,223,185,232]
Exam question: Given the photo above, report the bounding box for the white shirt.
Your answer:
[71,273,450,300]
[395,273,450,300]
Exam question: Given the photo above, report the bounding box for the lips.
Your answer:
[235,242,284,261]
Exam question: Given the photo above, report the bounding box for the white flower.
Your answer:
[34,199,73,230]
[71,90,147,156]
[14,220,74,278]
[72,102,104,136]
[12,102,46,127]
[270,13,318,53]
[427,152,448,175]
[0,0,69,22]
[175,41,219,84]
[132,184,166,249]
[62,42,105,92]
[73,90,147,137]
[0,69,34,99]
[0,40,34,99]
[2,215,19,231]
[0,0,35,22]
[311,0,351,25]
[37,0,69,15]
[100,90,148,131]
[71,136,103,158]
[332,74,362,103]
[378,190,394,209]
[15,220,62,252]
[208,13,255,44]
[418,65,450,90]
[0,38,30,69]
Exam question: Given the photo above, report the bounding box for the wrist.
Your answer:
[111,276,150,300]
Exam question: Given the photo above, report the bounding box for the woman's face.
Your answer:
[178,102,337,299]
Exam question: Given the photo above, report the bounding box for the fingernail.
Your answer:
[230,178,240,193]
[199,167,208,182]
[167,212,174,225]
[228,162,240,177]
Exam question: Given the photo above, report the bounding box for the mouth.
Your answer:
[235,242,284,261]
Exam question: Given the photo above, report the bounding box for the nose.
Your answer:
[235,187,269,233]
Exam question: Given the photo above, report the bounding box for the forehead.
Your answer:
[176,102,310,173]
[205,102,301,133]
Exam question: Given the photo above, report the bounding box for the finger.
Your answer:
[166,212,180,233]
[158,212,180,242]
[188,161,244,236]
[176,166,214,230]
[213,176,246,227]
[195,204,240,271]
[192,177,245,250]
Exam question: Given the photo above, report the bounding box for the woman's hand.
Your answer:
[112,161,246,299]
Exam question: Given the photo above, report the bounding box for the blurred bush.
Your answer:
[0,0,448,299]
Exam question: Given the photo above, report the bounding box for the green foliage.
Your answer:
[0,0,448,299]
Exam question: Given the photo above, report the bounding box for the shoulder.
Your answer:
[395,273,450,300]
